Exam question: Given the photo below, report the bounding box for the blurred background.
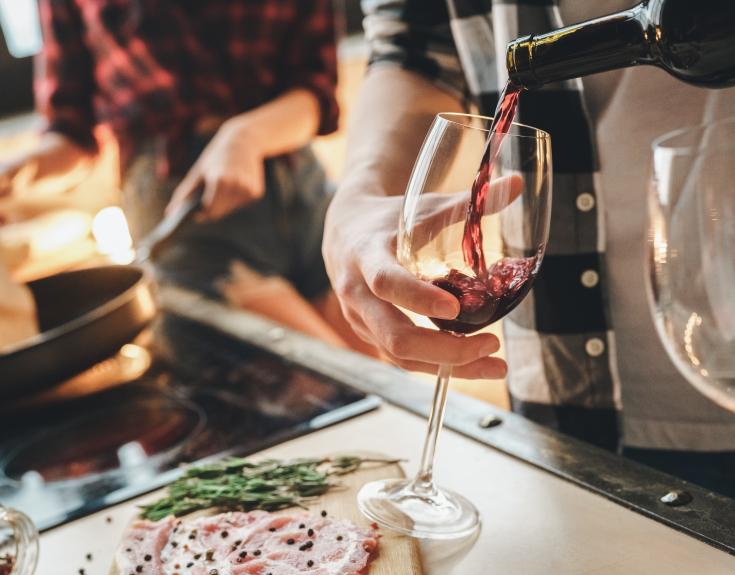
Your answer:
[0,0,508,408]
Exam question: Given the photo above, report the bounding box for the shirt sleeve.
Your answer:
[283,0,340,136]
[35,0,97,151]
[361,0,469,102]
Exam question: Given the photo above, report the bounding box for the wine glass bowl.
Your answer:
[399,113,551,335]
[647,118,735,411]
[357,112,552,539]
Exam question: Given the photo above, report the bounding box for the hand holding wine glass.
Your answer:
[322,190,508,379]
[358,111,552,539]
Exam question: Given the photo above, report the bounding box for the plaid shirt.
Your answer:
[35,0,339,171]
[363,0,621,450]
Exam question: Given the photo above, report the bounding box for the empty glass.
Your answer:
[647,118,735,411]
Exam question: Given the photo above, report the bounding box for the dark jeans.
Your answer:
[122,137,332,300]
[623,447,735,498]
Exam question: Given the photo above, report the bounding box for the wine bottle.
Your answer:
[506,0,735,89]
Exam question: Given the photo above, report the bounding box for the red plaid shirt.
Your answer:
[35,0,339,171]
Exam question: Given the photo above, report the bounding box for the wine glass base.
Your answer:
[357,478,480,540]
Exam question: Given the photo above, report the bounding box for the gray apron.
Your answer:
[122,136,332,300]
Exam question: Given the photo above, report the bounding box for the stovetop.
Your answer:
[0,312,379,530]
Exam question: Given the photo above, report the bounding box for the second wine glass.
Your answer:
[357,113,552,539]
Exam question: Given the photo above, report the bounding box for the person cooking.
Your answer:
[323,0,735,495]
[0,0,366,351]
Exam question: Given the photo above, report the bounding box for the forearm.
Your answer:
[339,66,463,198]
[228,88,322,158]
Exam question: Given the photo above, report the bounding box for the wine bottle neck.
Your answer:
[507,3,652,89]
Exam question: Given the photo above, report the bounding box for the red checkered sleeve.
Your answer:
[283,0,339,136]
[35,0,98,151]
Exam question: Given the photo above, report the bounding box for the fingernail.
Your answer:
[433,300,458,319]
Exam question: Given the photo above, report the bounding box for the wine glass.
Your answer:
[357,113,552,539]
[646,118,735,411]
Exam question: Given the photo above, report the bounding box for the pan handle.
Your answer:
[134,185,204,264]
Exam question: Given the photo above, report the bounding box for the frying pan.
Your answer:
[0,193,201,402]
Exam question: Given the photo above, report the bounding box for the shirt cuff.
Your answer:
[44,118,98,153]
[294,77,340,136]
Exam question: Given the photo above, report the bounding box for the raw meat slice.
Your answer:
[116,510,378,575]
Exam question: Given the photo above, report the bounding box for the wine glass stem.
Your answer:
[412,363,452,494]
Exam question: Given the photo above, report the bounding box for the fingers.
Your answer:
[486,173,524,213]
[337,269,501,364]
[358,292,499,365]
[359,241,460,320]
[342,290,506,379]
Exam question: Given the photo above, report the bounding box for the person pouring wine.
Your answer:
[323,0,735,496]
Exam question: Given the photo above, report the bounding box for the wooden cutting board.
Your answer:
[111,456,423,574]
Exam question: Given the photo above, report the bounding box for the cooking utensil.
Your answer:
[0,192,202,401]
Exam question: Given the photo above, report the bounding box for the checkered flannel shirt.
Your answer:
[36,0,339,172]
[363,0,621,450]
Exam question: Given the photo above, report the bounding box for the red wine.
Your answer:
[507,0,735,89]
[461,80,521,277]
[430,256,537,334]
[431,80,526,335]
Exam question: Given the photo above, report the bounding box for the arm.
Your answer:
[167,89,322,220]
[1,0,96,198]
[321,0,506,379]
[168,0,339,220]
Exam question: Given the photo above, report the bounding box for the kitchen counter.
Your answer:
[37,404,735,575]
[35,288,735,574]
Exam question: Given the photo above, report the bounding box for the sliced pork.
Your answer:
[116,510,379,575]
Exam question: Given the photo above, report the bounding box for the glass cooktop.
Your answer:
[0,313,379,530]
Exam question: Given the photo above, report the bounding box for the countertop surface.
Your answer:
[38,403,735,575]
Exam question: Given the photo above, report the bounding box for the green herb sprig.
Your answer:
[140,455,399,521]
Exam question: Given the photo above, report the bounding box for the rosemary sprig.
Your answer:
[140,455,399,521]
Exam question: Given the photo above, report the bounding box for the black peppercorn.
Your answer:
[336,536,343,541]
[307,528,314,537]
[239,551,247,558]
[221,531,229,538]
[144,554,152,562]
[321,510,327,517]
[299,523,305,529]
[205,550,214,561]
[253,550,262,556]
[307,560,314,567]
